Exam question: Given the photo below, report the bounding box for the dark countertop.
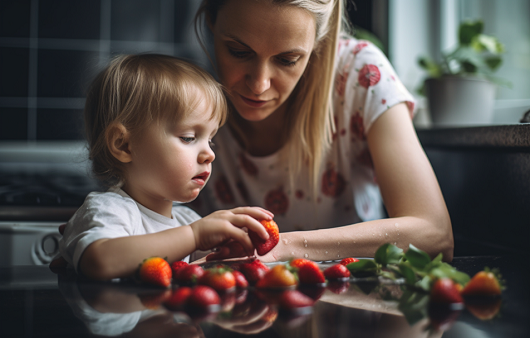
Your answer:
[1,255,529,338]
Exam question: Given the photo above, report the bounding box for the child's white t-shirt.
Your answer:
[59,187,201,272]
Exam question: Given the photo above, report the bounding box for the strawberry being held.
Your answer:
[249,219,280,256]
[138,257,172,288]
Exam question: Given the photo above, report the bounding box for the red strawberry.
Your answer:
[199,266,236,292]
[240,259,269,285]
[324,264,351,280]
[174,264,204,284]
[170,261,188,275]
[430,278,464,305]
[290,258,312,269]
[249,219,280,256]
[340,257,359,266]
[163,286,192,311]
[256,264,298,289]
[461,269,503,297]
[138,257,172,288]
[278,290,314,310]
[465,298,502,320]
[297,261,326,285]
[187,285,221,311]
[232,270,249,288]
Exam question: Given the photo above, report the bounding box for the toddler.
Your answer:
[59,54,271,280]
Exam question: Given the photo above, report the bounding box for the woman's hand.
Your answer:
[189,207,273,255]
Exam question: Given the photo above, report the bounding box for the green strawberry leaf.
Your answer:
[346,259,378,273]
[404,244,432,270]
[398,262,417,285]
[375,243,403,266]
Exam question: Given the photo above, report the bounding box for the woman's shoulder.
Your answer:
[337,36,388,65]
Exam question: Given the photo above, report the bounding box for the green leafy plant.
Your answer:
[417,20,509,95]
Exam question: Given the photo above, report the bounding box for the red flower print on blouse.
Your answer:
[357,148,374,168]
[321,165,346,198]
[358,64,381,88]
[239,153,258,177]
[352,41,369,55]
[381,99,386,105]
[335,70,349,96]
[295,190,304,199]
[350,112,365,141]
[264,187,289,215]
[215,175,235,204]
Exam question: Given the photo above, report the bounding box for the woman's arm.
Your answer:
[265,103,453,262]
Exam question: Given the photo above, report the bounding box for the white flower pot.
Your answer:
[425,76,496,127]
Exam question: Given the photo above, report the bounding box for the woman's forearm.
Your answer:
[79,225,197,280]
[270,215,453,262]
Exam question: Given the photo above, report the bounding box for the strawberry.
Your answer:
[324,264,351,280]
[187,285,221,311]
[278,290,314,310]
[298,285,326,301]
[138,257,172,288]
[465,298,502,320]
[240,259,269,285]
[340,257,359,266]
[174,264,205,284]
[198,266,236,292]
[232,270,249,288]
[163,286,192,311]
[170,261,188,275]
[430,278,464,305]
[461,269,503,297]
[297,261,326,285]
[290,258,312,269]
[139,289,171,309]
[249,219,280,256]
[256,264,298,289]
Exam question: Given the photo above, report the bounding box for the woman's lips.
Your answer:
[240,95,269,108]
[192,172,210,185]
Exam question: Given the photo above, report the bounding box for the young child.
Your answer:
[58,54,271,281]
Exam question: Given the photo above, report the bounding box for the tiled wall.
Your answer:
[0,0,206,141]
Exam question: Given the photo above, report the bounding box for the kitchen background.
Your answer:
[0,0,529,265]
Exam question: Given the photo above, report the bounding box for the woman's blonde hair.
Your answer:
[84,54,227,187]
[195,0,350,194]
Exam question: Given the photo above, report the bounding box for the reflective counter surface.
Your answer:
[1,255,529,338]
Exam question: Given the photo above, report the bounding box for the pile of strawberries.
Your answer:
[136,256,360,316]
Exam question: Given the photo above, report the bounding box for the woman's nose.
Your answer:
[198,144,215,164]
[246,61,271,95]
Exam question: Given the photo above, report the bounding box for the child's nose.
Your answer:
[199,145,215,164]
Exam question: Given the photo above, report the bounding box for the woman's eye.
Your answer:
[180,137,195,143]
[228,48,250,59]
[278,57,299,67]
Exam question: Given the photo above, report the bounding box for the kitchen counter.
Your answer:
[1,255,529,338]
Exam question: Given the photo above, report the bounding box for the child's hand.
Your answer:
[189,207,273,255]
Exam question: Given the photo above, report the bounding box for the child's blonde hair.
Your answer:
[195,0,350,194]
[84,54,227,187]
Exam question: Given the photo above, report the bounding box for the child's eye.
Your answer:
[180,137,195,143]
[209,140,216,149]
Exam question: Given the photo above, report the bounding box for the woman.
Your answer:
[194,0,454,262]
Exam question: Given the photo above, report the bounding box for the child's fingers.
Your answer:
[229,214,269,241]
[230,206,274,220]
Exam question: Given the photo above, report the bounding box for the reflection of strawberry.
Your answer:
[256,264,298,289]
[430,278,464,305]
[139,289,171,309]
[187,285,221,311]
[249,219,280,256]
[340,257,359,266]
[297,261,326,285]
[174,264,204,284]
[240,259,269,285]
[199,266,236,292]
[170,261,188,276]
[324,264,351,280]
[298,285,326,301]
[163,286,192,311]
[461,269,503,296]
[232,270,249,288]
[465,298,502,320]
[278,290,314,310]
[327,281,350,294]
[138,257,172,288]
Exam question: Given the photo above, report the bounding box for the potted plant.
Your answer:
[418,20,508,126]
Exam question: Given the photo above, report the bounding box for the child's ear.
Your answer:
[106,123,132,163]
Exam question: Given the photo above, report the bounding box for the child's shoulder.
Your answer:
[79,189,139,216]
